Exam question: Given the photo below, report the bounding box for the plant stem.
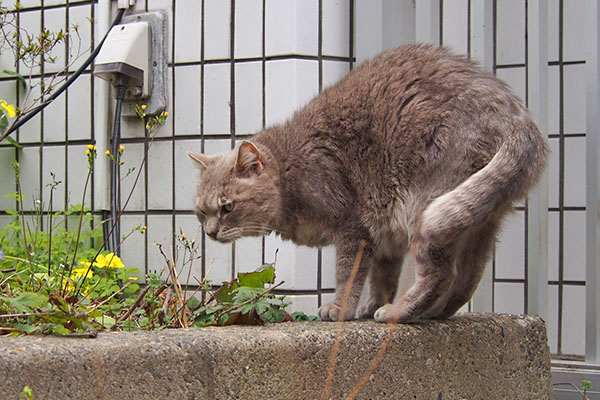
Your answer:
[157,243,187,328]
[75,128,161,299]
[61,169,91,295]
[47,180,54,275]
[15,177,34,273]
[1,255,44,269]
[88,281,133,312]
[0,311,59,319]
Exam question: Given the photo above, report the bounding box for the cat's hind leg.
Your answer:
[373,235,459,324]
[357,254,403,319]
[433,219,500,319]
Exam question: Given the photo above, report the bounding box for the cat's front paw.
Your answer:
[374,304,419,323]
[373,304,399,323]
[318,302,355,321]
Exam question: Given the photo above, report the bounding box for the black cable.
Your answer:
[0,8,126,142]
[110,75,128,255]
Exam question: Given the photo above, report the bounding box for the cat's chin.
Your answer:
[212,236,237,244]
[213,231,271,243]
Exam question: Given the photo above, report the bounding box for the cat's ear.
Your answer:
[187,152,215,170]
[235,141,264,178]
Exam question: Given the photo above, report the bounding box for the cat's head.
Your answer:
[188,141,282,243]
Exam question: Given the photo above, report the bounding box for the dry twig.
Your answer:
[116,284,151,323]
[88,282,134,313]
[553,383,592,400]
[346,215,422,399]
[322,240,366,400]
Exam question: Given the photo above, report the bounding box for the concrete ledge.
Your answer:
[1,313,553,399]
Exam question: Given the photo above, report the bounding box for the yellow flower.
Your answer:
[141,104,147,110]
[128,276,138,281]
[0,100,15,118]
[163,111,168,117]
[87,144,94,150]
[94,253,125,269]
[85,149,90,155]
[119,145,125,152]
[71,266,94,280]
[63,281,75,293]
[181,233,187,241]
[105,150,110,156]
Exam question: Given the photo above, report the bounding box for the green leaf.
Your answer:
[215,281,239,304]
[5,135,22,149]
[232,286,263,304]
[192,313,215,327]
[14,323,39,334]
[218,313,233,325]
[186,296,201,310]
[291,311,319,322]
[93,315,116,328]
[262,307,287,323]
[253,300,270,315]
[239,303,256,314]
[3,69,27,91]
[205,305,223,315]
[45,323,70,335]
[2,292,49,312]
[124,283,139,294]
[237,265,275,288]
[19,385,34,400]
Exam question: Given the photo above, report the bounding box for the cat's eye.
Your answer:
[222,202,235,213]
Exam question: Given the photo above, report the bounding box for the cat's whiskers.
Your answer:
[215,224,280,242]
[242,222,289,237]
[218,227,243,241]
[241,225,273,236]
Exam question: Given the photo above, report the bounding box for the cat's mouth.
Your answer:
[204,231,230,243]
[207,224,274,242]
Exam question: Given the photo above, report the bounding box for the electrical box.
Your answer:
[94,11,168,117]
[95,21,150,98]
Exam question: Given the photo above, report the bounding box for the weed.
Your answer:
[0,141,314,336]
[18,386,33,400]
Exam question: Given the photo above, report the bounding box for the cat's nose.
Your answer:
[204,220,219,240]
[204,225,218,240]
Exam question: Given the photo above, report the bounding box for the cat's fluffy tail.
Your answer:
[419,117,548,244]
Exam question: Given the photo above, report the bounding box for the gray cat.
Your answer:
[188,44,547,323]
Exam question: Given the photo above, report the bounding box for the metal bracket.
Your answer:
[120,11,168,117]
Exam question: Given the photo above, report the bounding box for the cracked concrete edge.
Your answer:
[0,313,553,399]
